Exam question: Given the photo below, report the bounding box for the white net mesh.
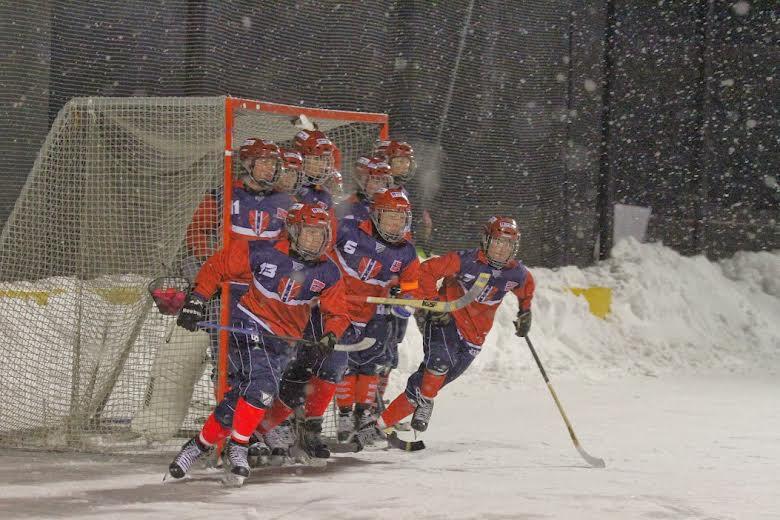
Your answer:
[0,96,386,452]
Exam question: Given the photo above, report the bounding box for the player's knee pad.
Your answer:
[243,381,278,409]
[426,356,453,375]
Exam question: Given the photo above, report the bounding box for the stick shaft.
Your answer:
[524,335,605,468]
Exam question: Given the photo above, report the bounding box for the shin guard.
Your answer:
[304,376,336,418]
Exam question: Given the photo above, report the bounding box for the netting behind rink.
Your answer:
[0,96,384,452]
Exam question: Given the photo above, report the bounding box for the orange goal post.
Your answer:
[0,95,389,453]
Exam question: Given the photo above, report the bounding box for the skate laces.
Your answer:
[173,438,208,471]
[227,441,249,467]
[413,398,433,422]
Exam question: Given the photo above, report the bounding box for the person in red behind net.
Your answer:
[167,203,349,483]
[356,216,535,442]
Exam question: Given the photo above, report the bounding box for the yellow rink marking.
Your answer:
[0,287,143,306]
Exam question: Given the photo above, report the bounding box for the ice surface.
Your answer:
[1,240,779,518]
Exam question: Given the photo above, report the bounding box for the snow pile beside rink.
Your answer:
[395,239,780,384]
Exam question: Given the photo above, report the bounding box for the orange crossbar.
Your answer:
[226,97,390,127]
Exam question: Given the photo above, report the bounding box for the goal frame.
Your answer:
[217,97,390,404]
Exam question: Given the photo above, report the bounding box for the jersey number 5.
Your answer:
[344,240,358,255]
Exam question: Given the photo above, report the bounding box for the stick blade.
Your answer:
[387,431,426,451]
[575,443,605,468]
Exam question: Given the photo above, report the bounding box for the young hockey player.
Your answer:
[184,138,301,379]
[371,140,417,406]
[293,129,337,210]
[337,155,392,221]
[254,188,420,457]
[374,139,416,189]
[167,203,349,484]
[360,216,534,439]
[185,138,298,264]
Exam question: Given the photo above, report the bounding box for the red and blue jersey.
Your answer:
[417,249,535,347]
[193,238,351,339]
[230,187,293,242]
[331,217,420,324]
[186,182,293,260]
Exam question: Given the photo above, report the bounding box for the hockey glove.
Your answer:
[316,332,338,355]
[514,310,532,337]
[176,293,207,332]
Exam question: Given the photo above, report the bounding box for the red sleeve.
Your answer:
[186,194,219,260]
[398,256,420,296]
[512,269,535,312]
[318,277,352,339]
[192,241,251,300]
[416,252,462,300]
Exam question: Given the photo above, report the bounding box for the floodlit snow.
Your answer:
[1,239,779,519]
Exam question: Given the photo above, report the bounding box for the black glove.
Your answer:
[176,293,206,332]
[514,310,532,337]
[316,332,337,355]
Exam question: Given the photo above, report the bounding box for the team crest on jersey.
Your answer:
[358,257,383,281]
[492,269,502,278]
[277,277,303,302]
[504,281,518,291]
[477,286,500,304]
[249,210,269,235]
[390,259,403,273]
[375,242,386,253]
[309,279,325,293]
[291,260,304,271]
[276,207,288,219]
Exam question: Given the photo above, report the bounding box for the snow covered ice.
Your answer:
[1,239,779,519]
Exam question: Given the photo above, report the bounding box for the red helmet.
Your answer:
[239,138,280,172]
[374,139,416,184]
[354,155,392,198]
[279,148,303,170]
[293,130,335,157]
[294,130,336,184]
[481,216,520,268]
[285,202,332,261]
[370,188,412,244]
[274,148,304,193]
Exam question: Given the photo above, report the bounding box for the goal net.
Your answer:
[0,96,388,453]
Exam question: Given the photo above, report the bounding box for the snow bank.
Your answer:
[396,239,780,383]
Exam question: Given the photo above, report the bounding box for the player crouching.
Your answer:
[167,203,349,484]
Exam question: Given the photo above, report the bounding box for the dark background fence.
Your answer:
[1,0,776,268]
